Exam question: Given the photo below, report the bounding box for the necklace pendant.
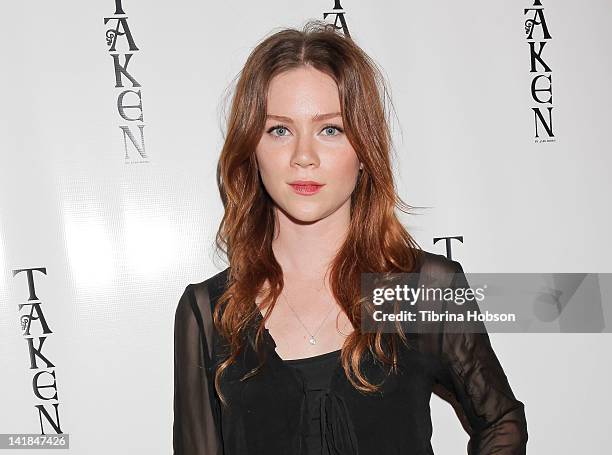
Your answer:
[309,336,316,345]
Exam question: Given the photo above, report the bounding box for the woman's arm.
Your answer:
[433,261,528,454]
[173,283,223,455]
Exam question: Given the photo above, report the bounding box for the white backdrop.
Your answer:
[1,0,611,453]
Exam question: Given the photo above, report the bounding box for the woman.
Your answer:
[173,20,528,455]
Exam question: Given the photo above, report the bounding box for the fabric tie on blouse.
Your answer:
[298,386,359,455]
[259,324,358,454]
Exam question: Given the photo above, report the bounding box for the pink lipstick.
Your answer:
[288,180,324,196]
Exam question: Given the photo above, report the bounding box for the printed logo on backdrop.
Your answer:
[524,0,555,143]
[323,0,351,36]
[433,236,464,261]
[104,0,148,163]
[2,268,70,449]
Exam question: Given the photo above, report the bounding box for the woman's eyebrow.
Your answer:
[265,112,342,123]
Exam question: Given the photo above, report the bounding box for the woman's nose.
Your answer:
[291,134,319,168]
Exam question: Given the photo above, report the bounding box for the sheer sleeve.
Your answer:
[173,283,223,455]
[432,261,528,454]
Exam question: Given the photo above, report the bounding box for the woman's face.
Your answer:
[255,65,361,224]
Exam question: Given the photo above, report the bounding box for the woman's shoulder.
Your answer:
[413,248,462,275]
[175,267,230,334]
[190,267,231,308]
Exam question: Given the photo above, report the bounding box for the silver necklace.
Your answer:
[280,291,336,345]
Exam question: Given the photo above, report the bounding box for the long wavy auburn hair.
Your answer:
[212,19,423,406]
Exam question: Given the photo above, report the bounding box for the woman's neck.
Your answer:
[271,204,350,280]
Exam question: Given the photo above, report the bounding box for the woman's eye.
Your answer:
[267,125,290,137]
[322,125,344,136]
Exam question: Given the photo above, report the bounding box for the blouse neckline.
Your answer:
[283,348,341,365]
[253,308,346,381]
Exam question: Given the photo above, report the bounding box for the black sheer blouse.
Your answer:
[173,250,528,454]
[284,349,342,455]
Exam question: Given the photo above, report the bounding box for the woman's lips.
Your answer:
[288,183,324,195]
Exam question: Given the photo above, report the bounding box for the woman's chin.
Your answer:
[280,205,327,225]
